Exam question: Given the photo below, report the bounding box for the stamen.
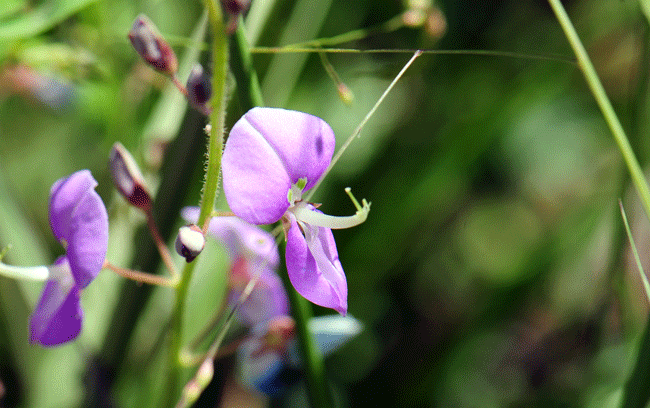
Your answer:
[344,187,368,212]
[0,262,50,281]
[292,200,370,230]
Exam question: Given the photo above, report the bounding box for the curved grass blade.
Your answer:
[620,201,650,408]
[0,0,100,41]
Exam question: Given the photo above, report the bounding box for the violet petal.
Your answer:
[29,268,82,347]
[222,108,335,224]
[63,180,109,288]
[285,213,347,314]
[230,258,289,326]
[49,170,98,242]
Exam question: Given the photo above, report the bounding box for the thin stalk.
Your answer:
[145,209,178,279]
[547,0,650,223]
[104,261,177,288]
[619,201,650,303]
[161,0,229,405]
[284,14,405,49]
[249,47,576,64]
[307,50,422,201]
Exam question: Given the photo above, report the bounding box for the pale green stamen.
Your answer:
[0,262,50,281]
[292,188,370,230]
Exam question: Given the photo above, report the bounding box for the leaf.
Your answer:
[620,200,650,408]
[0,0,26,21]
[640,0,650,26]
[0,0,100,41]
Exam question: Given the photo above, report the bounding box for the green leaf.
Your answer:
[640,0,650,25]
[0,0,26,21]
[0,0,100,41]
[620,201,650,408]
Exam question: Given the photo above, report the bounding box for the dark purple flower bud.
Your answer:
[222,0,251,16]
[109,142,152,211]
[175,224,206,263]
[128,14,178,76]
[186,64,211,110]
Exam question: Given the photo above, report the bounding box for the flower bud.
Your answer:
[337,83,354,106]
[128,14,178,76]
[221,0,251,17]
[175,224,205,263]
[186,64,211,111]
[109,142,152,211]
[222,0,251,33]
[196,359,214,389]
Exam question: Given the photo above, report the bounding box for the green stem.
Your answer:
[284,14,405,49]
[161,1,228,406]
[547,0,650,222]
[546,2,650,407]
[232,19,333,408]
[278,241,333,408]
[230,15,264,110]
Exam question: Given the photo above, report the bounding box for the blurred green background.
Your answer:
[1,0,649,406]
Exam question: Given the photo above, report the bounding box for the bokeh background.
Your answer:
[1,0,649,407]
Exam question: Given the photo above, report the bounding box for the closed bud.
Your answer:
[175,224,205,262]
[196,359,214,388]
[221,0,251,16]
[337,83,354,106]
[128,14,178,76]
[186,64,211,112]
[109,142,152,211]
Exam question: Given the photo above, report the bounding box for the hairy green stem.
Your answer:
[547,0,650,221]
[161,0,228,405]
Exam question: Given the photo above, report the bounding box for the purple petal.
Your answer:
[222,115,291,225]
[29,260,82,347]
[230,258,289,326]
[49,170,97,242]
[242,108,335,190]
[285,213,347,314]
[222,108,335,224]
[49,170,108,288]
[181,207,279,268]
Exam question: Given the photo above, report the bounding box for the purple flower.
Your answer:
[182,207,288,325]
[222,108,369,315]
[29,170,108,346]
